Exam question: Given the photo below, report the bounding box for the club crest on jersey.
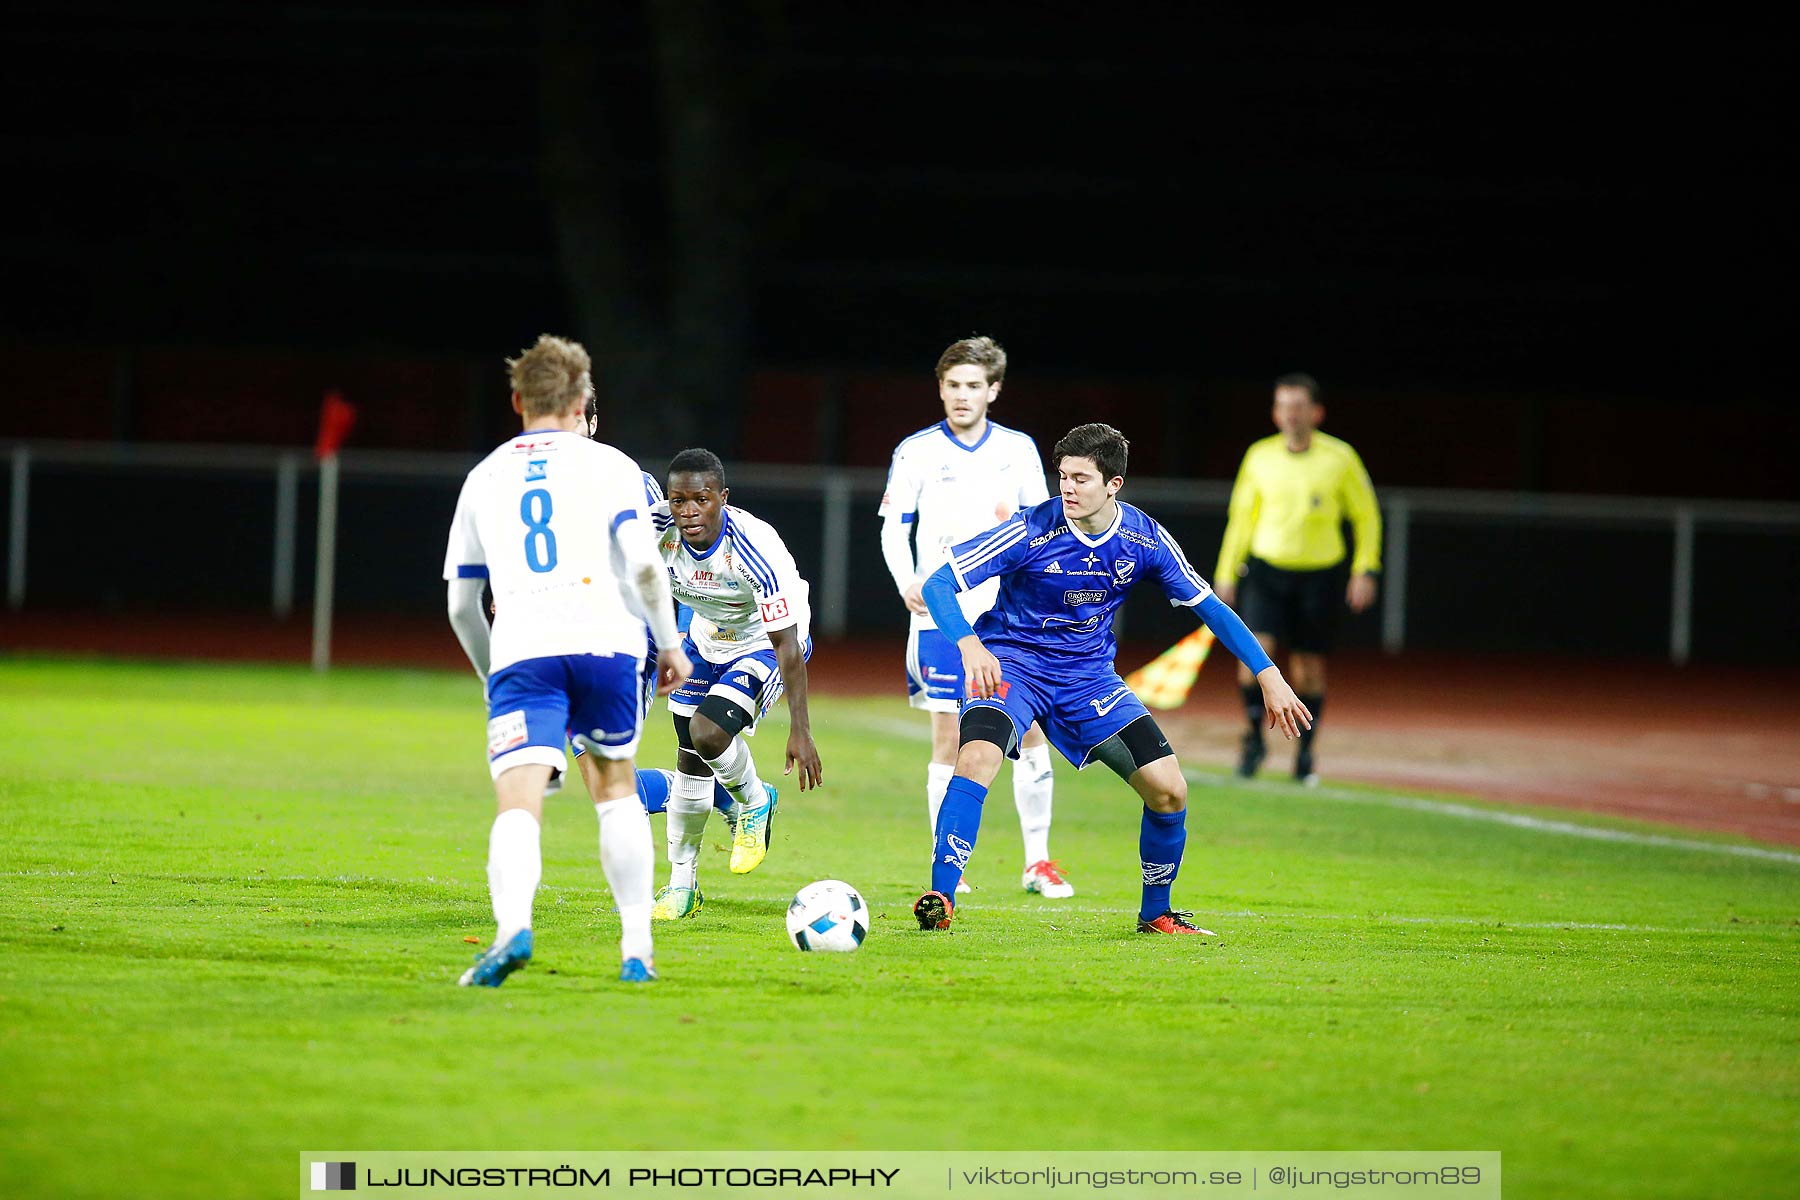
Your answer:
[1113,559,1135,585]
[525,459,547,482]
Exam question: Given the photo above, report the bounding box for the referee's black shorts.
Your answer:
[1239,556,1347,654]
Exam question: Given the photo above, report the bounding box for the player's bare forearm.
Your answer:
[958,635,1004,700]
[1256,664,1313,740]
[771,626,822,788]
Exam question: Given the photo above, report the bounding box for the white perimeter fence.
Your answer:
[6,440,1799,669]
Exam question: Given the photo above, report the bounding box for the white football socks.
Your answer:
[487,807,541,944]
[926,761,954,844]
[1014,742,1054,866]
[594,794,655,964]
[703,736,768,812]
[665,771,715,891]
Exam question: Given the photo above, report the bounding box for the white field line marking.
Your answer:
[832,712,1800,865]
[1184,768,1800,866]
[989,906,1753,935]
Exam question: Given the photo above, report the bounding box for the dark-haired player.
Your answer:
[916,423,1311,935]
[645,449,824,919]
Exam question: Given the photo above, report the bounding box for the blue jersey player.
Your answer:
[916,423,1312,936]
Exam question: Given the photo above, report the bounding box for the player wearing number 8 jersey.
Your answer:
[644,448,824,921]
[443,334,691,986]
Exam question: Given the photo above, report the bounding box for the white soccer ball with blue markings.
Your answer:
[785,880,869,952]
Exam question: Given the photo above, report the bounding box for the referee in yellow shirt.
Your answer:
[1214,374,1381,784]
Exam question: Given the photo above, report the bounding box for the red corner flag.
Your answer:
[314,391,358,460]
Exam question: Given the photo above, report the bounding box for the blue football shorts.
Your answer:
[485,652,644,779]
[668,634,812,733]
[905,626,965,713]
[960,659,1152,770]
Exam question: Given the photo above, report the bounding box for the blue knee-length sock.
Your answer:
[932,776,988,898]
[635,768,734,818]
[1138,807,1187,921]
[635,768,672,813]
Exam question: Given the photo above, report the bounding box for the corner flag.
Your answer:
[314,390,358,461]
[1123,628,1215,710]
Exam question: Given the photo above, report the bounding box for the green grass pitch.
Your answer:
[1,658,1796,1199]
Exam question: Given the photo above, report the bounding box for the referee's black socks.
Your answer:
[1239,684,1265,739]
[1298,693,1325,754]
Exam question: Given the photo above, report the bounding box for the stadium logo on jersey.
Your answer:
[1089,686,1134,717]
[1029,526,1069,548]
[1043,561,1063,573]
[1062,589,1107,606]
[525,458,547,482]
[1113,559,1135,585]
[1140,860,1177,886]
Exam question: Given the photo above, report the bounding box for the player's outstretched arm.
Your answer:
[920,563,1003,699]
[1194,592,1312,739]
[1255,666,1312,741]
[768,625,822,790]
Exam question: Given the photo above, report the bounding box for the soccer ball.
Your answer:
[785,880,869,952]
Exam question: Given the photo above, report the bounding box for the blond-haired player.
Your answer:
[444,334,691,985]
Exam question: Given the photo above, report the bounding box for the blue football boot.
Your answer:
[458,928,533,987]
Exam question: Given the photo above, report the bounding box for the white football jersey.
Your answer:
[651,503,811,663]
[443,430,656,674]
[878,419,1048,629]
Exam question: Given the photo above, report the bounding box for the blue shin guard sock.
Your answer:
[713,781,736,818]
[1138,807,1187,922]
[932,776,988,898]
[635,768,674,814]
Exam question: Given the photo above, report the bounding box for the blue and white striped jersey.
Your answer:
[650,503,810,664]
[443,430,656,673]
[946,498,1212,674]
[878,420,1047,630]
